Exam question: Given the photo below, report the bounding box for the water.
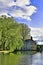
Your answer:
[0,51,43,65]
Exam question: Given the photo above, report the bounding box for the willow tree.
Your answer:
[0,16,23,52]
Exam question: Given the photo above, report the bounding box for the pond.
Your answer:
[0,51,43,65]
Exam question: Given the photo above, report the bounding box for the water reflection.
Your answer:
[32,52,43,65]
[0,51,43,65]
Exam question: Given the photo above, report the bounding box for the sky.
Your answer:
[0,0,43,44]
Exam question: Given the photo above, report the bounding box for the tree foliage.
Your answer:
[0,15,31,52]
[0,16,23,52]
[20,23,31,40]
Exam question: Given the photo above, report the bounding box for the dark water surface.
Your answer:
[0,51,43,65]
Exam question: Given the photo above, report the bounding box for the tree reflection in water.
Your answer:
[0,51,43,65]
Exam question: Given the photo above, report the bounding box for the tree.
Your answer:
[20,23,31,40]
[0,16,23,52]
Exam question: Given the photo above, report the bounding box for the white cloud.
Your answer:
[8,0,31,7]
[25,6,37,16]
[0,0,15,7]
[0,0,6,2]
[37,42,43,45]
[30,27,43,36]
[0,0,30,7]
[0,12,11,17]
[8,5,37,20]
[8,1,16,7]
[0,0,37,20]
[22,16,31,21]
[30,27,43,45]
[15,0,30,7]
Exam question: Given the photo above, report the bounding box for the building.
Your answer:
[22,37,37,51]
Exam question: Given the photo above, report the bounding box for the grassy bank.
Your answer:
[0,50,10,54]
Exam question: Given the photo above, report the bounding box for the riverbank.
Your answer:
[0,50,10,54]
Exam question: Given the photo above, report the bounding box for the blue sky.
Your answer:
[0,0,43,44]
[29,0,43,28]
